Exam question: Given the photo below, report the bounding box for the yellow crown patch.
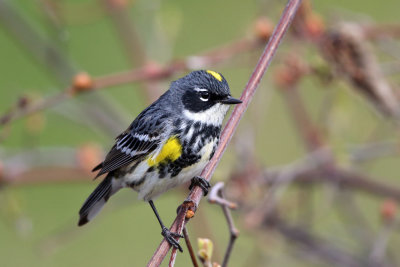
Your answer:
[206,70,222,82]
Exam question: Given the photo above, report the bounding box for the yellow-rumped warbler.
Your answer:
[78,70,241,251]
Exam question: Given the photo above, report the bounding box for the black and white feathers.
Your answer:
[78,70,238,226]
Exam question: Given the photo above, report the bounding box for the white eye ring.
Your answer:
[199,92,210,101]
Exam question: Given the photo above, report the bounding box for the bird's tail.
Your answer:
[78,176,118,226]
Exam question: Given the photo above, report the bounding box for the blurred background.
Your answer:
[1,0,400,266]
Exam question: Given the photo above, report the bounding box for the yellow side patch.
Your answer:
[147,136,182,166]
[206,70,222,82]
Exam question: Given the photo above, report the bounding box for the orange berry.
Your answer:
[229,202,238,209]
[77,143,103,174]
[254,17,273,41]
[109,0,128,8]
[72,72,93,93]
[186,210,195,219]
[381,199,397,222]
[273,55,307,89]
[274,66,298,89]
[305,13,325,38]
[144,61,163,78]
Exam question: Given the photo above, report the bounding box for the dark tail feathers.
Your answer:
[78,176,113,226]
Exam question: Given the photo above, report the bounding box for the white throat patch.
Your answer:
[183,103,229,126]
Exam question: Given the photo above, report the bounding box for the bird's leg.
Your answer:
[189,176,211,196]
[149,200,183,252]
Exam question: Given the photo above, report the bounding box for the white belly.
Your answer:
[125,140,215,201]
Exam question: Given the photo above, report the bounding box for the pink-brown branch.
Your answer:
[0,36,264,129]
[147,0,303,266]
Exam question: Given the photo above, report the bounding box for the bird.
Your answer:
[77,70,242,251]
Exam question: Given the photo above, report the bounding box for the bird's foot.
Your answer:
[162,227,184,252]
[189,176,211,196]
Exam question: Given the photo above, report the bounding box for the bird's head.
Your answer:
[171,70,242,125]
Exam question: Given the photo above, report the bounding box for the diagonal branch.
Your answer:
[0,37,263,129]
[147,0,303,266]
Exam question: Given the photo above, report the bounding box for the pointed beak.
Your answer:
[219,96,242,105]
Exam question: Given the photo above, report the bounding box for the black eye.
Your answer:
[199,92,210,101]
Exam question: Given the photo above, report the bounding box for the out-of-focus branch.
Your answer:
[363,24,400,40]
[0,1,129,135]
[244,149,332,228]
[101,0,165,102]
[148,0,303,265]
[208,182,239,267]
[0,0,75,84]
[262,164,400,203]
[95,37,266,89]
[0,91,69,127]
[368,205,399,266]
[264,214,366,267]
[0,145,103,186]
[289,1,400,121]
[273,54,326,152]
[101,0,146,66]
[319,22,400,120]
[349,141,400,163]
[14,143,399,204]
[281,84,326,151]
[0,36,266,129]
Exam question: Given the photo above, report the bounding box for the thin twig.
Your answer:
[208,182,238,209]
[182,227,199,267]
[208,182,239,267]
[147,0,303,265]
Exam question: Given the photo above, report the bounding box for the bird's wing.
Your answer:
[93,107,171,177]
